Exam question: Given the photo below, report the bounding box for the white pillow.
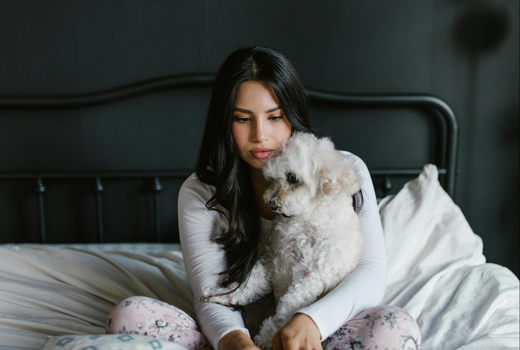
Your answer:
[378,164,486,316]
[380,164,485,286]
[376,165,520,349]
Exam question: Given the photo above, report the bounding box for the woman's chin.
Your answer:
[246,159,269,172]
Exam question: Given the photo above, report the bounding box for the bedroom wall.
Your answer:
[0,0,518,277]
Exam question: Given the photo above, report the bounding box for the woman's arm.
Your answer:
[295,152,388,341]
[178,174,251,350]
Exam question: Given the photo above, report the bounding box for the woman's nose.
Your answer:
[252,119,267,142]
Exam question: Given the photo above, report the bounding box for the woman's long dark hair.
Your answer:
[195,46,313,288]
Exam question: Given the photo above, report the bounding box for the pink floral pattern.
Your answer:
[322,306,422,350]
[106,296,210,350]
[107,298,420,350]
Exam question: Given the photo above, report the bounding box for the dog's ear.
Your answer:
[319,150,360,196]
[320,168,360,196]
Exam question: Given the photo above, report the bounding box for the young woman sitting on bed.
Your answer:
[106,46,422,350]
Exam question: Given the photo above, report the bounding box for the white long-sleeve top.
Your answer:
[178,152,387,350]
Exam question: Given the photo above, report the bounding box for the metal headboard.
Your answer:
[0,73,458,244]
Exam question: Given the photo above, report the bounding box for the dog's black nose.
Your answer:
[267,199,279,212]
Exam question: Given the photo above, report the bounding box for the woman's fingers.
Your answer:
[271,332,283,349]
[271,314,323,350]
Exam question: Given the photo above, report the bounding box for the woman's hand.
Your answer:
[272,313,322,350]
[219,329,261,350]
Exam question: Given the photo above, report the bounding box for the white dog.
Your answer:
[202,132,363,349]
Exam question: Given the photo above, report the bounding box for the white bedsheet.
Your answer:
[0,165,518,350]
[0,244,193,350]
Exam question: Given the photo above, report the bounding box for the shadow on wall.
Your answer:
[452,2,519,276]
[454,3,509,55]
[452,2,510,165]
[452,2,510,133]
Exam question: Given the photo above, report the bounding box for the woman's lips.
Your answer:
[250,149,273,159]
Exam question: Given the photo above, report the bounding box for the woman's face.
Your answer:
[232,80,292,171]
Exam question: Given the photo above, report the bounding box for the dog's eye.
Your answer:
[287,173,298,184]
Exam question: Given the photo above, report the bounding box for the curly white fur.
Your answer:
[201,132,363,349]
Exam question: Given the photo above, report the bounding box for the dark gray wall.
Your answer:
[0,0,518,276]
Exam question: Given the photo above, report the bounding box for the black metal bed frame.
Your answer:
[0,73,459,244]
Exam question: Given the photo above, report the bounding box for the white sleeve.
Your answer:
[178,174,250,350]
[297,152,388,340]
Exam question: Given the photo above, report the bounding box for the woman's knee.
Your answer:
[106,296,200,333]
[106,296,146,334]
[363,306,422,349]
[323,305,422,350]
[105,296,210,349]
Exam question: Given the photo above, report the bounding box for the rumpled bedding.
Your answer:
[0,245,193,349]
[379,165,519,349]
[0,165,518,350]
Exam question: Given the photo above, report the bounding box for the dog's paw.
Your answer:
[253,333,272,350]
[254,317,279,350]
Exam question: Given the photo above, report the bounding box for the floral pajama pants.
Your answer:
[106,296,421,350]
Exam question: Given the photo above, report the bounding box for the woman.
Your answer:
[106,46,421,350]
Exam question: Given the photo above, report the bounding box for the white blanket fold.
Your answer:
[0,246,193,350]
[379,164,519,349]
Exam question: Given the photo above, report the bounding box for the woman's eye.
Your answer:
[234,117,250,122]
[270,115,284,121]
[287,173,298,184]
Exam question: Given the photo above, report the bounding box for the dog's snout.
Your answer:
[267,199,280,212]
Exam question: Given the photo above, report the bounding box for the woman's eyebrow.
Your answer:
[233,106,281,114]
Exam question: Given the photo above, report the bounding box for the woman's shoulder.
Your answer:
[339,150,359,161]
[338,150,369,176]
[179,172,216,204]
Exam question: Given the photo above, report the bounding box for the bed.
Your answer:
[0,74,518,350]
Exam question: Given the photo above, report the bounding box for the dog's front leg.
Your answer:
[254,273,326,349]
[201,258,271,306]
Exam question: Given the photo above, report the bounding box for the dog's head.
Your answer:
[262,132,360,218]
